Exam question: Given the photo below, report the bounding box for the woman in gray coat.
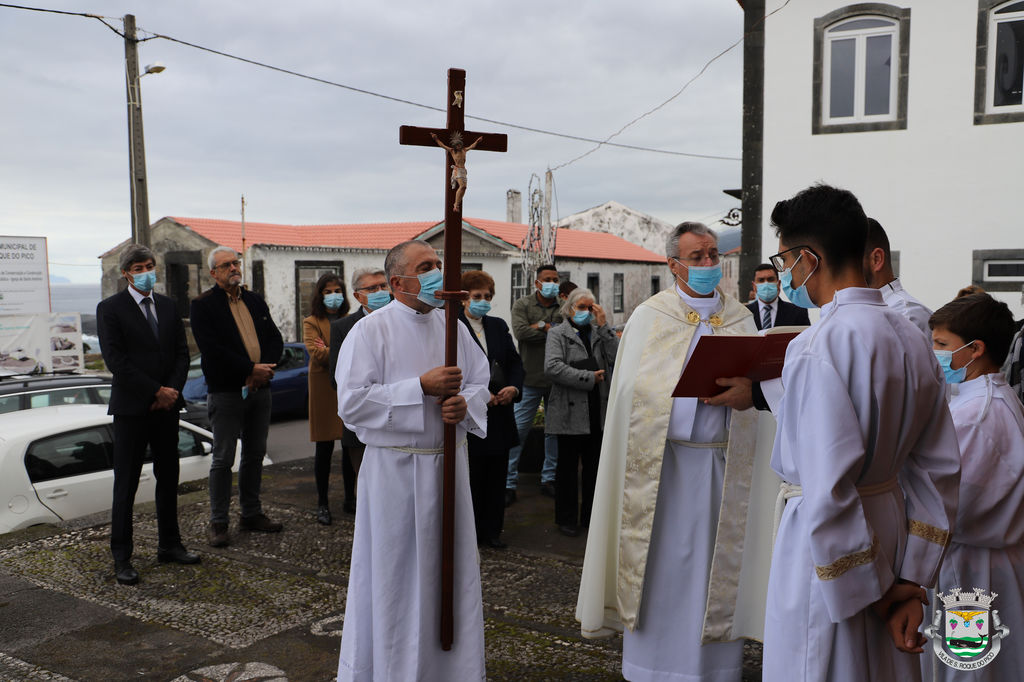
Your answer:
[544,287,619,536]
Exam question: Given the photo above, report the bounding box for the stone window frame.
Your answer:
[972,249,1024,292]
[974,0,1024,125]
[613,273,625,313]
[812,3,911,135]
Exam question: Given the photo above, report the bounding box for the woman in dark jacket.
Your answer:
[544,287,618,537]
[458,270,525,548]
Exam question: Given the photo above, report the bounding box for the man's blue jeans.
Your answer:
[506,385,558,488]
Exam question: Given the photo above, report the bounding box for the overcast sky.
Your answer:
[0,0,746,283]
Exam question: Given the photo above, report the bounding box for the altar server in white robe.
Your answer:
[335,240,490,682]
[928,293,1024,681]
[863,217,932,338]
[577,221,780,682]
[763,185,961,682]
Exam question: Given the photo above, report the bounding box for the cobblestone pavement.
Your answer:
[0,459,762,681]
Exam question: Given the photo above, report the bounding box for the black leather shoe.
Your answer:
[114,561,139,585]
[240,513,283,533]
[540,482,556,498]
[485,537,508,549]
[316,506,332,525]
[504,489,517,507]
[558,524,581,537]
[208,522,230,547]
[157,545,201,564]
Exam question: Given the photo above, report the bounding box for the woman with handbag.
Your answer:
[458,270,525,548]
[544,287,618,537]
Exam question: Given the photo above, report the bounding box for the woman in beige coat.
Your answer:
[302,273,350,525]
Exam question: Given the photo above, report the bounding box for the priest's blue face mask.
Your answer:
[398,269,445,308]
[934,340,977,384]
[672,259,722,295]
[779,251,818,309]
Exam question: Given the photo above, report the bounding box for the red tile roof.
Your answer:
[167,216,665,264]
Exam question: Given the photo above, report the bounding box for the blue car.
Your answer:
[183,342,310,419]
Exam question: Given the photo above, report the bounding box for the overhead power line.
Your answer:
[1,2,741,162]
[551,0,792,171]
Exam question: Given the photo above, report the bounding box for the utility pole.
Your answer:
[240,194,247,287]
[124,14,151,247]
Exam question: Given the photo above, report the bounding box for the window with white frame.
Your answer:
[613,273,624,313]
[812,5,910,134]
[975,1,1024,124]
[510,263,529,307]
[972,249,1024,292]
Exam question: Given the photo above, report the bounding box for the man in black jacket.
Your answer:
[328,267,390,513]
[190,246,284,547]
[746,262,811,330]
[97,245,198,585]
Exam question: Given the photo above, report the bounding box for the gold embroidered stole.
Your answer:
[616,288,758,632]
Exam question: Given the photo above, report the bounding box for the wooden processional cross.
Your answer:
[399,68,507,651]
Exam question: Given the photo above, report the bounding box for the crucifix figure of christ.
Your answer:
[399,68,507,651]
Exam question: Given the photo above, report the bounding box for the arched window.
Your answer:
[976,0,1024,124]
[813,5,911,134]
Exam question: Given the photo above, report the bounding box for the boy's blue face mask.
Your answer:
[934,341,977,384]
[779,251,818,309]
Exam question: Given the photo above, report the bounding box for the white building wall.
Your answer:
[762,1,1024,318]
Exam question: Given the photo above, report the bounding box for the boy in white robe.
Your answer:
[334,240,490,682]
[927,293,1024,681]
[762,185,961,682]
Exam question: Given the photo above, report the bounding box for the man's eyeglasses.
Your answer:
[769,246,817,273]
[215,259,242,270]
[356,283,389,293]
[675,253,720,266]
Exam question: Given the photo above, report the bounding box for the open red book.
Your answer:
[671,325,808,398]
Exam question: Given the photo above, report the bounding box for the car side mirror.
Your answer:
[201,441,213,455]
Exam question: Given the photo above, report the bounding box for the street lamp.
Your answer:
[123,14,163,247]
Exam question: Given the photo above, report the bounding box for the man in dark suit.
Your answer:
[328,267,390,513]
[746,262,811,330]
[190,246,284,547]
[97,244,199,586]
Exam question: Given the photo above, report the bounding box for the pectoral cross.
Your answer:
[399,68,507,651]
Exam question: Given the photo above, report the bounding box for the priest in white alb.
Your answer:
[762,185,961,681]
[577,221,779,681]
[334,240,490,682]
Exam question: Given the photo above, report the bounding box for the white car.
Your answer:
[0,404,250,534]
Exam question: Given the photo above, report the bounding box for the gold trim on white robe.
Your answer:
[576,287,779,642]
